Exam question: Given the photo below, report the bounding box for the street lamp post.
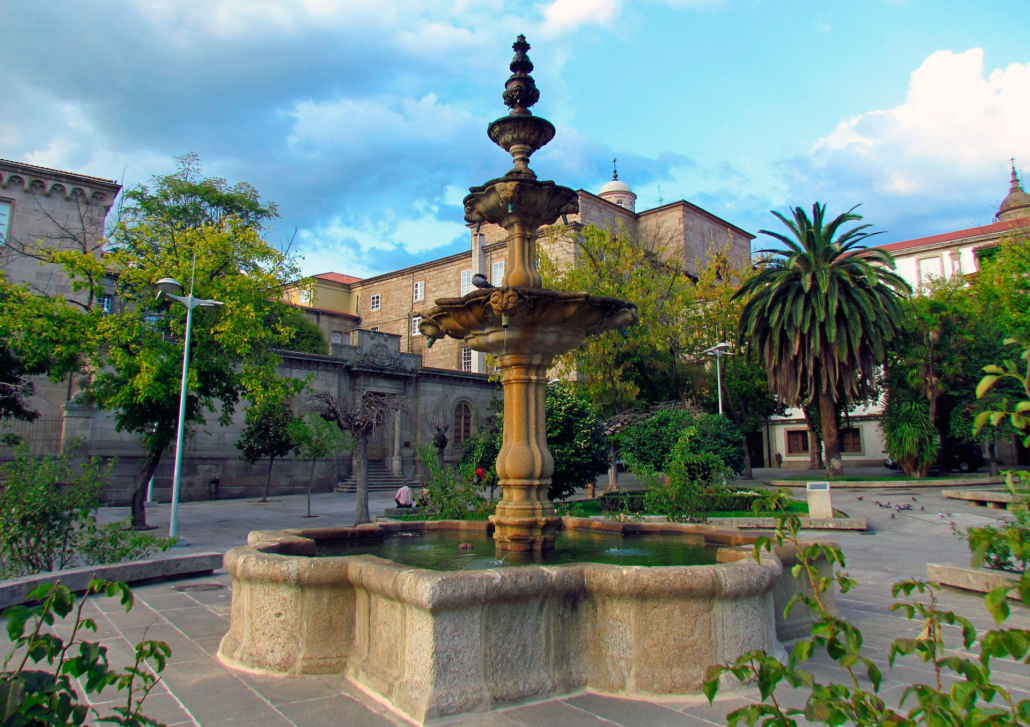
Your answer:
[702,342,734,415]
[155,275,223,541]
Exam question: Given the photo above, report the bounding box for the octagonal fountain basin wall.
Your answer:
[217,519,837,724]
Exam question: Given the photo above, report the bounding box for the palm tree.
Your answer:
[734,203,910,476]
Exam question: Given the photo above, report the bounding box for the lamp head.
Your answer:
[155,278,182,296]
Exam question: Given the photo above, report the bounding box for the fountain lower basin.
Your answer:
[217,518,834,724]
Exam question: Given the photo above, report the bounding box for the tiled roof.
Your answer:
[0,158,121,187]
[313,272,363,285]
[879,218,1030,253]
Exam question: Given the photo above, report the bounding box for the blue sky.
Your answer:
[2,0,1028,277]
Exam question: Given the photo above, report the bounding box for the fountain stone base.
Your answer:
[217,519,834,724]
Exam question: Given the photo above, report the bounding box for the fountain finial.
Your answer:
[503,35,540,116]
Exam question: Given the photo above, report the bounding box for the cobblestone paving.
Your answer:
[76,480,1029,726]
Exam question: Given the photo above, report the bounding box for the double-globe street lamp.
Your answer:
[154,276,223,541]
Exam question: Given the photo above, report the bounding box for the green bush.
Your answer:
[79,519,176,567]
[641,435,730,523]
[0,447,108,578]
[416,445,495,521]
[676,414,747,474]
[618,407,694,471]
[705,484,1030,726]
[1,579,170,725]
[0,447,175,578]
[619,408,747,474]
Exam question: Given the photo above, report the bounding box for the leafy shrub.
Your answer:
[617,407,694,471]
[79,519,177,567]
[882,393,938,478]
[0,448,175,578]
[1,579,170,726]
[619,407,747,474]
[704,483,1030,726]
[0,447,109,578]
[416,445,495,521]
[641,434,730,523]
[676,414,747,474]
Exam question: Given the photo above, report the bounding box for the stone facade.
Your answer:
[1,161,500,501]
[287,182,754,375]
[50,331,498,504]
[0,160,121,424]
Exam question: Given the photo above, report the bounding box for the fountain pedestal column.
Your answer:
[492,356,558,552]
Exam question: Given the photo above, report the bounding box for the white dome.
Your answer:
[600,179,633,195]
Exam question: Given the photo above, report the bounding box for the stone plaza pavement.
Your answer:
[78,479,1030,726]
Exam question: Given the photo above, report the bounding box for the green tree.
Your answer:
[291,413,351,517]
[618,406,695,472]
[28,156,306,529]
[236,398,303,503]
[540,222,697,414]
[735,203,910,476]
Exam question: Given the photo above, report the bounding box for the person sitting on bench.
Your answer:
[394,484,413,509]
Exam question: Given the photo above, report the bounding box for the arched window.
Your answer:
[453,402,473,447]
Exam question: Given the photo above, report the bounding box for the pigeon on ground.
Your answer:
[891,513,896,519]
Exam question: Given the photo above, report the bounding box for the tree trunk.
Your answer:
[988,440,999,477]
[355,428,370,525]
[818,390,843,477]
[742,444,753,480]
[604,440,619,494]
[305,456,316,517]
[262,456,275,503]
[131,450,162,530]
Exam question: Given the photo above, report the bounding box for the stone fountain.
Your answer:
[216,37,835,725]
[418,35,638,554]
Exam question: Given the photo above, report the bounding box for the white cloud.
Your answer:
[784,48,1030,238]
[810,48,1030,193]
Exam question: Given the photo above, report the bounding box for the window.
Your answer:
[97,294,113,314]
[299,289,312,304]
[950,254,962,276]
[461,347,472,372]
[369,326,379,333]
[413,280,424,301]
[786,430,809,455]
[917,256,943,286]
[460,269,472,296]
[331,331,342,344]
[411,316,422,336]
[369,293,381,311]
[840,427,862,454]
[491,260,504,286]
[454,402,472,447]
[0,201,10,245]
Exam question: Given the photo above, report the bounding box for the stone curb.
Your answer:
[926,563,1023,600]
[710,517,867,531]
[944,489,1026,509]
[0,553,224,611]
[764,478,1004,489]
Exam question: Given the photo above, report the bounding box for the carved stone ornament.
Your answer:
[486,288,533,317]
[357,342,400,369]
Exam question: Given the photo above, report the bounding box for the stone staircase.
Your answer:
[335,461,410,493]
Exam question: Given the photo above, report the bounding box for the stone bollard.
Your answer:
[806,481,833,519]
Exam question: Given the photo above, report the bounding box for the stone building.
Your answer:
[762,165,1030,470]
[0,160,498,503]
[0,159,121,444]
[287,172,754,375]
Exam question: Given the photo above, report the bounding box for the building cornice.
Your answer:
[0,160,121,203]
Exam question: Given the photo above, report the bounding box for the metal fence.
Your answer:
[0,416,63,456]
